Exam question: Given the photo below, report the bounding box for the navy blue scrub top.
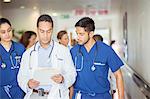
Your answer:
[0,41,25,99]
[70,41,124,94]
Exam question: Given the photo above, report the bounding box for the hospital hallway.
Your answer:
[0,0,150,99]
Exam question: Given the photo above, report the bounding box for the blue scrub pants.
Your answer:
[73,91,112,99]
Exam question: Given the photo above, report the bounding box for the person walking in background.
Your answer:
[93,34,103,42]
[57,30,69,47]
[17,14,76,99]
[110,40,124,58]
[0,18,25,99]
[70,17,124,99]
[19,31,37,49]
[57,30,74,99]
[70,32,77,47]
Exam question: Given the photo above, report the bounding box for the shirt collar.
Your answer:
[36,40,54,50]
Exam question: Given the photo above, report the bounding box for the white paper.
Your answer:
[33,67,60,85]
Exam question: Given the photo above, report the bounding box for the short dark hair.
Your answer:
[37,14,53,27]
[0,18,11,26]
[75,17,95,32]
[57,30,67,40]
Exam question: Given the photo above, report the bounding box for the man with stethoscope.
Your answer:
[17,14,76,99]
[70,17,124,99]
[0,18,25,99]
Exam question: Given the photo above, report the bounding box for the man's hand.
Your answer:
[51,74,64,84]
[28,79,40,89]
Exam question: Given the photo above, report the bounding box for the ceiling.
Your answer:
[1,0,115,13]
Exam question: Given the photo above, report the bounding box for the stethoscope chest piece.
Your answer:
[91,65,96,71]
[1,63,6,69]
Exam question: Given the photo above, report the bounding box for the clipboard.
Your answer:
[33,67,60,85]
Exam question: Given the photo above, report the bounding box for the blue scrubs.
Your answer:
[70,41,124,99]
[0,41,25,99]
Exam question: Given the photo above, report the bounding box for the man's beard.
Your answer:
[78,36,90,45]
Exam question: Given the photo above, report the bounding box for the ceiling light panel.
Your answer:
[3,0,11,3]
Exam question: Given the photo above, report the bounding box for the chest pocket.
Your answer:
[14,56,21,65]
[93,60,108,78]
[52,54,64,68]
[57,57,64,65]
[10,55,21,69]
[10,51,21,67]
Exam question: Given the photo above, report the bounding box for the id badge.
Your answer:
[76,91,81,99]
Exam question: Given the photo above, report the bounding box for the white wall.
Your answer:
[1,2,123,45]
[2,8,40,32]
[121,0,150,84]
[2,9,121,41]
[110,13,123,43]
[2,8,114,41]
[110,0,124,44]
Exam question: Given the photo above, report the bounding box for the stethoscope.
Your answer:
[29,40,54,69]
[0,42,21,69]
[75,43,98,72]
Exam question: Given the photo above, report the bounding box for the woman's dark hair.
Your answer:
[37,14,53,27]
[0,18,11,26]
[0,18,12,41]
[75,17,95,32]
[93,34,103,41]
[110,40,116,46]
[19,31,36,48]
[57,30,67,40]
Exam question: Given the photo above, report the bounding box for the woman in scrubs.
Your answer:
[0,18,25,99]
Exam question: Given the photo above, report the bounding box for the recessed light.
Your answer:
[20,6,25,9]
[52,13,58,16]
[33,6,37,10]
[3,0,11,3]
